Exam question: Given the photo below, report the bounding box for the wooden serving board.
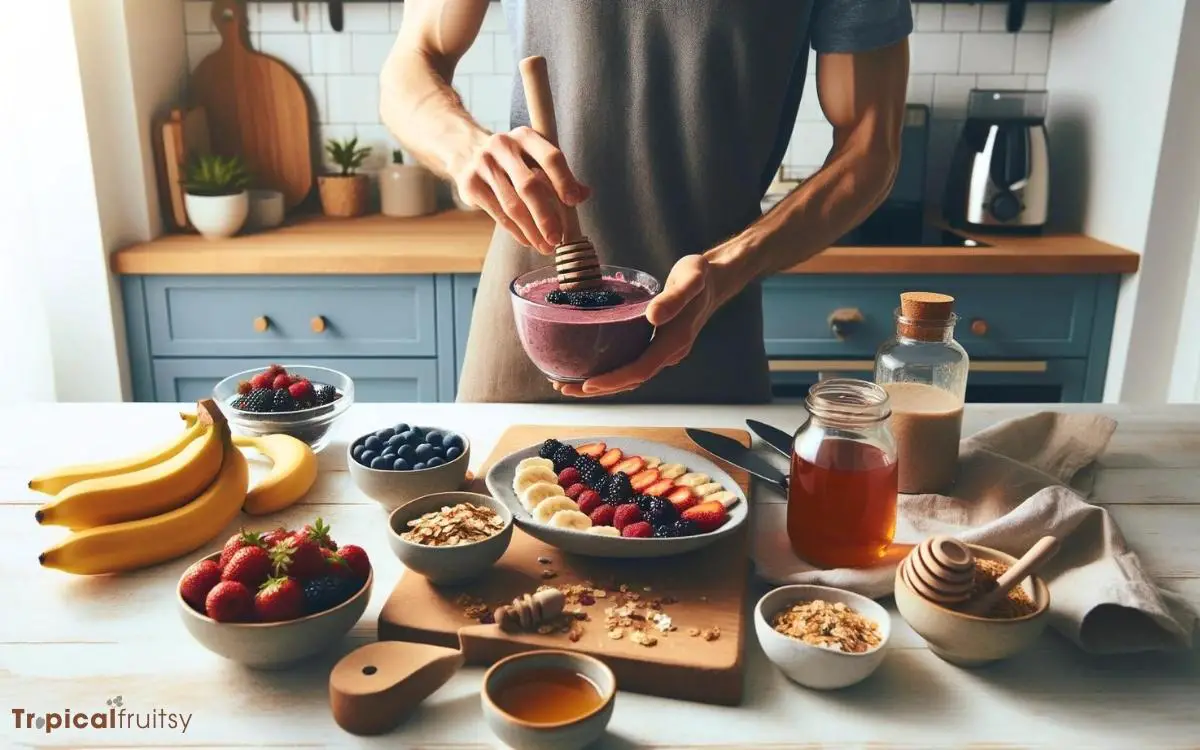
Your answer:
[378,425,753,706]
[157,107,211,231]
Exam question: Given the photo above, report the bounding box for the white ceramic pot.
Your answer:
[185,191,249,239]
[245,189,285,231]
[380,164,437,217]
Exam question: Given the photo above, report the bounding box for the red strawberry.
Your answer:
[589,504,616,527]
[598,448,623,469]
[288,379,315,402]
[271,373,294,390]
[621,521,653,538]
[643,478,674,497]
[338,545,371,580]
[577,491,605,516]
[205,581,254,622]
[681,501,729,533]
[261,527,292,549]
[221,546,273,589]
[667,486,697,513]
[564,482,587,500]
[294,518,337,550]
[179,559,222,611]
[629,469,660,492]
[255,576,305,622]
[218,529,265,569]
[250,371,274,389]
[271,536,326,580]
[321,547,351,577]
[264,363,287,378]
[557,467,581,486]
[576,442,606,458]
[576,489,600,510]
[236,380,253,395]
[612,456,645,476]
[613,503,643,531]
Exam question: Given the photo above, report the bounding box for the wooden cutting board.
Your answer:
[157,107,211,231]
[188,0,313,209]
[378,425,753,706]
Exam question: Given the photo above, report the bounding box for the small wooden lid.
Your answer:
[329,641,464,736]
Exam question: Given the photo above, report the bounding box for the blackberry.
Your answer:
[576,458,606,488]
[551,444,579,473]
[593,473,612,499]
[546,289,569,305]
[605,472,633,503]
[314,384,339,405]
[643,497,678,527]
[672,518,699,537]
[272,388,296,412]
[538,439,562,460]
[242,388,274,413]
[231,395,248,410]
[565,289,624,308]
[634,494,657,512]
[302,575,355,614]
[653,524,680,538]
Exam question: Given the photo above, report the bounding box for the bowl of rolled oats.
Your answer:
[754,584,891,690]
[387,491,514,585]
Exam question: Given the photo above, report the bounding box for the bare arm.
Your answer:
[704,40,910,302]
[380,0,588,254]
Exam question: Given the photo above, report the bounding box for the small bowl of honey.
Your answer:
[481,650,616,750]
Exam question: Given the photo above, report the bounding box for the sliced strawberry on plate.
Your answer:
[598,448,623,469]
[667,486,698,513]
[612,456,645,476]
[682,500,729,534]
[576,442,606,458]
[629,468,660,492]
[643,478,674,497]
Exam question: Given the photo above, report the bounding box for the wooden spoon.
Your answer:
[963,535,1059,616]
[517,55,601,291]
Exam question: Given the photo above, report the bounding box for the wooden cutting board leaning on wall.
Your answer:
[188,0,314,211]
[155,107,211,231]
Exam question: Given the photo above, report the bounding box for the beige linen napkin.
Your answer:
[752,412,1197,654]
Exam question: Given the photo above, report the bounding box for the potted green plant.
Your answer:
[379,149,437,218]
[182,154,252,239]
[319,137,372,218]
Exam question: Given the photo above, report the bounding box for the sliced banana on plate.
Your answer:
[549,509,592,530]
[516,457,555,475]
[658,463,687,480]
[586,525,620,537]
[533,495,580,524]
[513,465,559,495]
[520,481,564,511]
[641,456,662,469]
[675,472,711,487]
[707,490,740,509]
[694,481,725,497]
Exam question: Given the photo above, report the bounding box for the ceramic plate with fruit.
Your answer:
[484,437,747,558]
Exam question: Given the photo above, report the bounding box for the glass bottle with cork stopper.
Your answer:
[874,292,969,494]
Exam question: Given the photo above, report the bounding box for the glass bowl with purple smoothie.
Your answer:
[510,265,661,383]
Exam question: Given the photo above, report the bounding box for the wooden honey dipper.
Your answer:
[518,55,602,292]
[494,587,566,633]
[901,535,977,604]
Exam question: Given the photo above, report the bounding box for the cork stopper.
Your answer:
[494,588,565,633]
[898,292,955,341]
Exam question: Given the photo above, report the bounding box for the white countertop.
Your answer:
[2,402,1199,749]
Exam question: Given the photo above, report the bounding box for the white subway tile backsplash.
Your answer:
[186,33,221,73]
[311,32,353,74]
[979,4,1008,32]
[305,76,328,123]
[942,4,981,32]
[915,4,943,31]
[466,74,513,126]
[257,1,310,33]
[354,124,398,171]
[933,74,977,118]
[351,33,395,75]
[910,33,962,74]
[457,35,496,75]
[493,33,515,74]
[326,75,381,124]
[390,3,405,32]
[976,75,1028,90]
[789,122,834,167]
[959,32,1014,74]
[184,1,215,33]
[321,4,390,33]
[907,75,935,107]
[1024,4,1054,32]
[1026,75,1048,90]
[259,33,312,75]
[482,3,509,33]
[1014,33,1052,74]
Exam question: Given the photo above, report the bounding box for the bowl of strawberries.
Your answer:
[213,364,354,452]
[177,518,373,669]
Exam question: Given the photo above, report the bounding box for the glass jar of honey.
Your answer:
[787,378,898,569]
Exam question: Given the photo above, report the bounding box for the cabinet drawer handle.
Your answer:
[253,316,270,333]
[970,318,989,336]
[311,316,327,334]
[828,308,864,340]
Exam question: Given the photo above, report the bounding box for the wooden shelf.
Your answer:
[111,210,1141,276]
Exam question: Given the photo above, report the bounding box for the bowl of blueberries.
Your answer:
[346,423,471,511]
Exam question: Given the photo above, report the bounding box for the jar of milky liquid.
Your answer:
[873,292,969,494]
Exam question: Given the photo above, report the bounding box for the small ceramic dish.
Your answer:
[755,584,891,690]
[177,552,372,669]
[348,424,471,511]
[894,542,1049,667]
[484,436,748,559]
[481,650,616,750]
[387,491,513,585]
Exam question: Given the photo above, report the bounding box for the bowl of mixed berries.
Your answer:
[214,364,353,452]
[177,518,372,668]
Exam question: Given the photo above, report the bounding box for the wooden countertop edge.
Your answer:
[110,211,1142,276]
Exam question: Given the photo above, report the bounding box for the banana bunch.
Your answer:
[35,400,250,575]
[180,412,317,515]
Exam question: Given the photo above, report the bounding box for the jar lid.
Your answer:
[898,292,955,342]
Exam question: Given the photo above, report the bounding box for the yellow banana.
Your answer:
[240,434,318,515]
[36,417,224,530]
[181,411,254,448]
[39,438,249,575]
[28,420,208,495]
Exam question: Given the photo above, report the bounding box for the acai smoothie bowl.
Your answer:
[510,265,661,383]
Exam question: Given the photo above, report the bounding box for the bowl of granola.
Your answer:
[754,584,891,690]
[386,492,513,585]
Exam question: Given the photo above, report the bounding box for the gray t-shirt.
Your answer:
[457,1,913,403]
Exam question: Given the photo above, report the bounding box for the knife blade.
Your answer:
[685,428,788,492]
[745,419,794,458]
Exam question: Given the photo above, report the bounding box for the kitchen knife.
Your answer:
[685,428,788,492]
[745,419,794,458]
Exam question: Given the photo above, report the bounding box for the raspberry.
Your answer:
[557,467,581,486]
[612,503,643,531]
[577,491,604,516]
[250,371,273,389]
[288,379,314,401]
[236,380,253,395]
[621,521,653,538]
[588,504,616,527]
[576,489,600,510]
[271,373,293,390]
[564,482,587,500]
